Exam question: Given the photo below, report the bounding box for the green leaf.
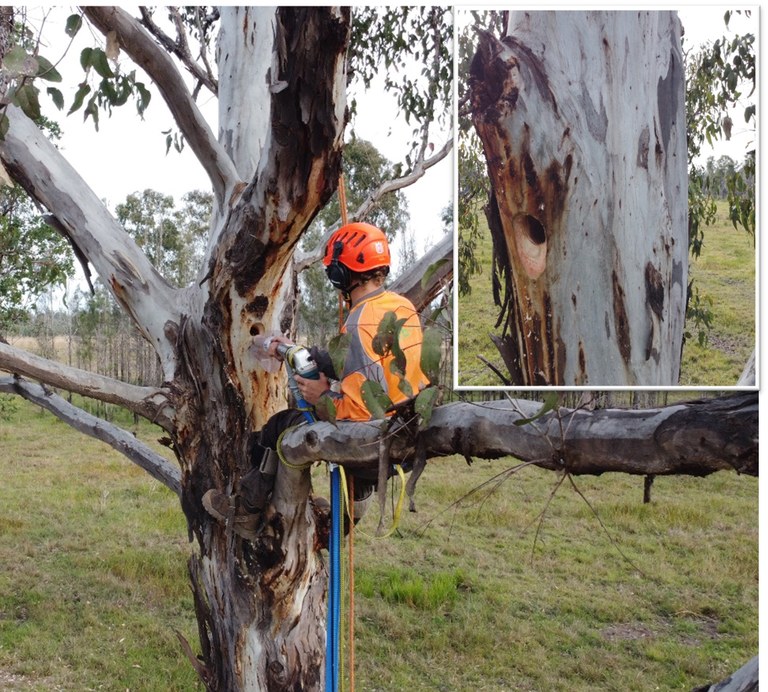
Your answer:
[328,332,350,381]
[372,311,399,356]
[0,114,9,140]
[4,47,38,77]
[421,257,449,290]
[15,84,41,120]
[397,377,413,399]
[419,326,442,383]
[135,82,152,115]
[79,47,93,71]
[90,48,114,79]
[414,386,439,428]
[36,55,62,82]
[46,87,64,111]
[361,380,392,420]
[65,13,83,38]
[315,396,337,426]
[68,83,90,115]
[513,393,560,427]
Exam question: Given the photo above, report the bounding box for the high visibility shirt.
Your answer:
[328,287,430,421]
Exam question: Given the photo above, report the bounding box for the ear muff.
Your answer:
[325,239,351,292]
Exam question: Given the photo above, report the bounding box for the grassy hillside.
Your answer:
[457,201,756,387]
[0,398,757,690]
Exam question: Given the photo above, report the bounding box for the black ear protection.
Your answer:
[325,240,352,292]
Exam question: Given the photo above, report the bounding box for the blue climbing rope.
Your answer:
[284,358,341,692]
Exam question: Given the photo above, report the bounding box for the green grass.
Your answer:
[2,398,756,690]
[457,200,756,386]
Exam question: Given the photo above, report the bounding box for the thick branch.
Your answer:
[0,376,181,496]
[0,105,180,378]
[0,341,174,432]
[82,6,239,205]
[279,393,757,478]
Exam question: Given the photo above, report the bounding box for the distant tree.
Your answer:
[0,185,73,336]
[116,189,211,288]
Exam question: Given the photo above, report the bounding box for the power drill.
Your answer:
[265,338,320,381]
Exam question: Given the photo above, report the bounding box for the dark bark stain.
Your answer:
[636,126,650,169]
[644,262,664,321]
[577,341,587,384]
[579,84,608,142]
[246,295,270,319]
[656,49,680,155]
[611,270,631,364]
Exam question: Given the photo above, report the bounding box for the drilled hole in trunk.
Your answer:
[511,213,548,280]
[519,214,546,245]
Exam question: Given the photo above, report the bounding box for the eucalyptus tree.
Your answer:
[0,6,452,689]
[0,7,756,692]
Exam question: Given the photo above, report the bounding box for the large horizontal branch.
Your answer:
[0,106,180,378]
[82,6,239,206]
[279,393,757,478]
[293,137,453,272]
[0,341,174,432]
[0,376,181,496]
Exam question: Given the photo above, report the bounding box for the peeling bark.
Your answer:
[470,11,687,386]
[1,7,350,690]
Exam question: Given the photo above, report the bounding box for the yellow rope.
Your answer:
[275,425,314,471]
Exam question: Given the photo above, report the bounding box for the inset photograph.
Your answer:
[456,9,756,388]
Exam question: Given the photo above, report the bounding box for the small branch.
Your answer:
[0,376,181,496]
[0,341,174,432]
[82,6,239,206]
[138,7,218,95]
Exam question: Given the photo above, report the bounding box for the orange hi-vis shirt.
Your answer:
[329,287,430,421]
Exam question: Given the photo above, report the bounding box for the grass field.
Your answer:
[456,201,756,387]
[0,397,758,690]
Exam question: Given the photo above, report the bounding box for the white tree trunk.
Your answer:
[470,11,687,385]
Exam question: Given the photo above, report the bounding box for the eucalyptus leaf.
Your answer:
[414,386,439,428]
[419,326,443,383]
[314,396,337,426]
[361,380,392,420]
[90,48,114,79]
[36,55,62,83]
[513,392,560,427]
[46,87,64,111]
[421,257,449,290]
[65,13,83,38]
[328,332,350,381]
[15,84,41,121]
[4,47,38,77]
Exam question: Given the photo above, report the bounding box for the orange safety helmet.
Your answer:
[323,222,390,292]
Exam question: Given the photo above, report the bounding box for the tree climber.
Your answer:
[203,222,430,539]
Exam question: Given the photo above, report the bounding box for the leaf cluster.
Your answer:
[349,6,452,171]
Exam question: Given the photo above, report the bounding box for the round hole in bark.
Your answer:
[511,213,548,280]
[250,322,264,336]
[519,214,546,245]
